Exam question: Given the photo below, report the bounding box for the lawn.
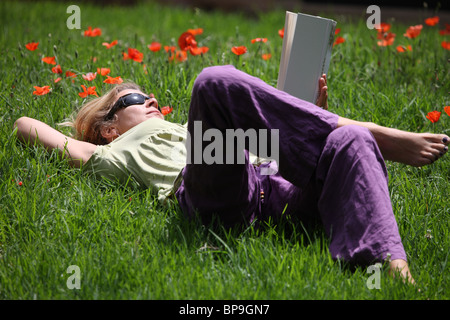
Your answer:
[0,0,449,301]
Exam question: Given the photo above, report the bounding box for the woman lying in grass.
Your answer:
[14,65,449,285]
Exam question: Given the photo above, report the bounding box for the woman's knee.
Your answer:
[193,65,239,94]
[322,125,385,165]
[327,125,375,148]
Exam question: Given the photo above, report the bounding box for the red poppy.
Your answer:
[374,23,391,33]
[425,16,439,26]
[441,41,450,50]
[84,26,102,37]
[262,53,272,60]
[33,85,51,96]
[97,67,111,76]
[335,28,341,35]
[404,25,423,39]
[278,28,284,38]
[396,45,412,52]
[426,111,441,123]
[377,32,396,46]
[54,77,62,83]
[189,46,209,56]
[251,38,268,43]
[51,64,62,74]
[444,106,450,117]
[439,23,450,35]
[169,50,187,63]
[82,72,97,81]
[78,85,98,98]
[103,76,123,84]
[102,40,118,49]
[375,24,392,42]
[160,106,173,115]
[65,71,76,78]
[187,28,203,35]
[231,46,247,55]
[123,48,143,63]
[178,31,197,51]
[176,50,188,62]
[148,42,162,52]
[25,42,39,51]
[164,45,176,53]
[42,56,56,65]
[333,36,345,46]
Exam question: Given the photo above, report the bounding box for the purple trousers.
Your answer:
[175,65,406,266]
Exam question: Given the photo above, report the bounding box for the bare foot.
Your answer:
[389,259,415,285]
[337,119,449,166]
[369,126,449,166]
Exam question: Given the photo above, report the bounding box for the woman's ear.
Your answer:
[100,125,120,143]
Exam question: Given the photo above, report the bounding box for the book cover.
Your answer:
[277,11,337,103]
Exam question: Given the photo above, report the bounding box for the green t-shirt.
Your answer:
[83,118,187,203]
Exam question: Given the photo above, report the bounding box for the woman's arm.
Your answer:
[14,116,97,168]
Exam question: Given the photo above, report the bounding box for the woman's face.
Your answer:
[113,89,164,134]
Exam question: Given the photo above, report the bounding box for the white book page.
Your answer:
[278,12,336,103]
[277,11,297,91]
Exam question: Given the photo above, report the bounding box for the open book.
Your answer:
[277,11,337,103]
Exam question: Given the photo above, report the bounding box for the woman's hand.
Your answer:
[14,117,97,167]
[315,74,328,110]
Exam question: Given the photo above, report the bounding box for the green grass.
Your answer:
[0,0,449,300]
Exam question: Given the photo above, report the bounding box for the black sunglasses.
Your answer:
[104,93,158,121]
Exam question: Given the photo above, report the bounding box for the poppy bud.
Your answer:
[75,50,78,59]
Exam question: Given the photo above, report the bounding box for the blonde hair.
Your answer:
[61,82,142,145]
